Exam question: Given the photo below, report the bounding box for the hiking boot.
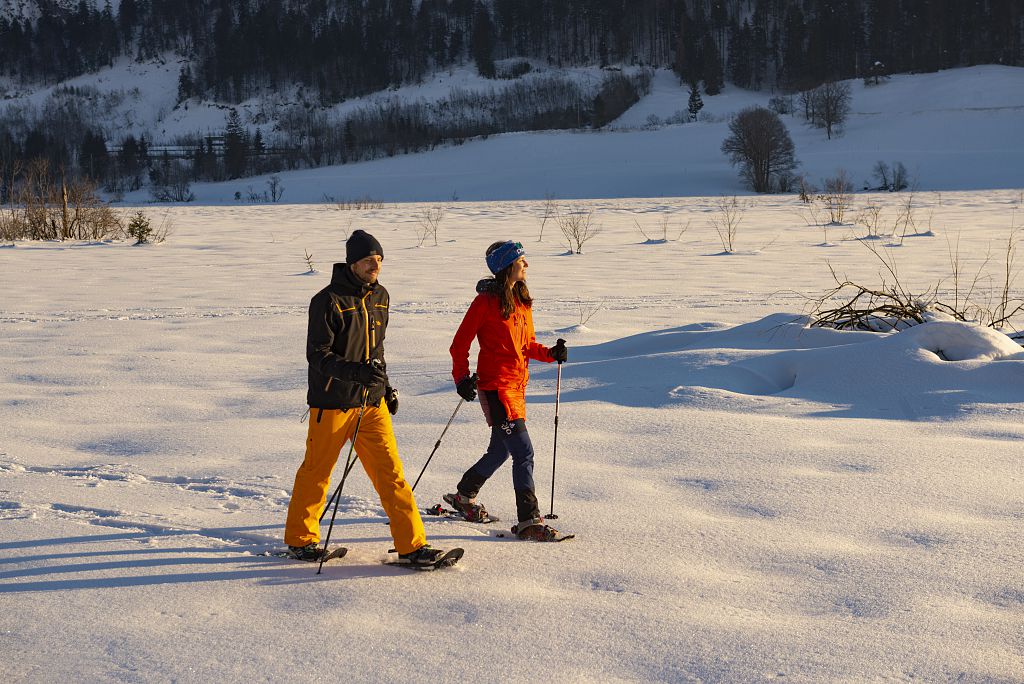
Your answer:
[513,517,560,542]
[443,492,490,523]
[397,544,447,567]
[287,543,323,562]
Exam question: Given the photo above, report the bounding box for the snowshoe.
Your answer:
[386,544,464,571]
[511,518,574,542]
[442,492,499,523]
[281,543,348,562]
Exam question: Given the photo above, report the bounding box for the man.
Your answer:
[284,229,452,567]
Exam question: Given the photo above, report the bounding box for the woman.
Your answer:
[447,240,568,541]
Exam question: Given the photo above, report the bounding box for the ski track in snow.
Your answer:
[0,292,808,325]
[0,455,404,555]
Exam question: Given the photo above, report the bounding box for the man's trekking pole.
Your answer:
[411,373,476,492]
[317,386,370,575]
[548,340,565,520]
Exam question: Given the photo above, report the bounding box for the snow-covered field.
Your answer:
[1,190,1022,681]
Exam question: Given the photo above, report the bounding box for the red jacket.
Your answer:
[451,282,554,420]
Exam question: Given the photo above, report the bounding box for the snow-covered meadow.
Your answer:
[1,189,1022,681]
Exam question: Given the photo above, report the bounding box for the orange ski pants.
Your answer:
[284,400,426,555]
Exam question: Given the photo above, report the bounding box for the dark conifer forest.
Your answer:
[3,1,1020,98]
[0,0,1021,195]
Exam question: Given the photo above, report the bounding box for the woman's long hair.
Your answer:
[486,241,532,320]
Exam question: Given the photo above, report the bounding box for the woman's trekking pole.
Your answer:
[548,340,565,520]
[317,387,370,575]
[411,373,477,492]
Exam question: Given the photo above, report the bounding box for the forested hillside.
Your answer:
[0,0,1021,198]
[3,0,1021,100]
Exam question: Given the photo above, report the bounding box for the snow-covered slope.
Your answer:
[136,65,1024,202]
[4,56,1022,201]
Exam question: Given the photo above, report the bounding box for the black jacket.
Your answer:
[306,263,389,409]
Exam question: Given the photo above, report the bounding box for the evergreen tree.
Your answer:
[701,34,724,95]
[176,65,194,104]
[687,81,704,121]
[79,130,109,181]
[471,1,496,78]
[223,109,248,179]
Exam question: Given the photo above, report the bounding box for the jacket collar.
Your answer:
[476,277,499,295]
[331,262,376,296]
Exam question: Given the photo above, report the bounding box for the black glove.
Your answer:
[550,339,568,363]
[456,374,478,402]
[350,361,388,390]
[385,386,399,415]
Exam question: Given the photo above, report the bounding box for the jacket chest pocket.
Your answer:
[371,318,382,347]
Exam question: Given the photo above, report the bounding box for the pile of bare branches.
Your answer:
[811,264,945,332]
[809,235,1023,339]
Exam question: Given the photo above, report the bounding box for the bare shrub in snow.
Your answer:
[575,298,604,327]
[798,175,818,204]
[820,170,854,224]
[557,207,599,254]
[328,196,385,210]
[415,206,446,247]
[538,194,557,242]
[710,196,747,253]
[855,203,886,239]
[633,215,690,242]
[894,188,919,240]
[0,159,124,241]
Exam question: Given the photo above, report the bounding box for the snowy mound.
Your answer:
[892,321,1023,362]
[547,315,1023,420]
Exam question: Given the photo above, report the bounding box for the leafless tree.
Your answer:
[810,81,852,140]
[721,107,797,193]
[267,175,285,202]
[150,161,195,203]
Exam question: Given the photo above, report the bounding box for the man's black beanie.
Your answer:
[346,229,384,264]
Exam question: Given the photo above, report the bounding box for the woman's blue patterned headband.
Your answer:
[486,241,526,274]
